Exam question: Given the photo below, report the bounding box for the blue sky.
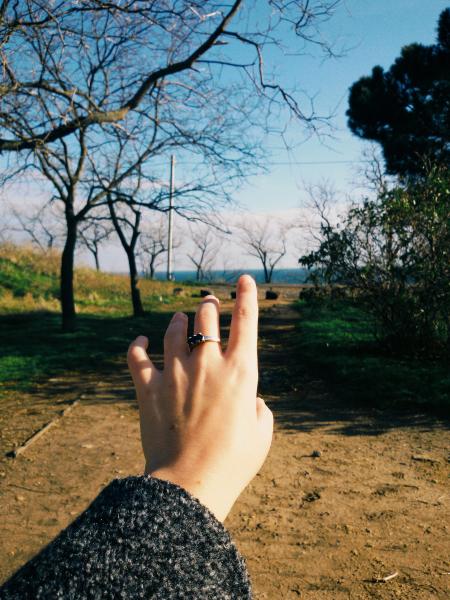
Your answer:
[3,1,447,271]
[233,0,448,212]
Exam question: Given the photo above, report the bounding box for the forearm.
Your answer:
[0,477,252,599]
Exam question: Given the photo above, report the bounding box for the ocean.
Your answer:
[153,268,309,284]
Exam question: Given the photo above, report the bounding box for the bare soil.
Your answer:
[0,299,449,599]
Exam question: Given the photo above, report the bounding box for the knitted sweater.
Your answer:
[0,476,252,599]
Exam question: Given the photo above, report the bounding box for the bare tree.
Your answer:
[0,203,13,243]
[300,181,339,246]
[138,217,181,280]
[217,250,242,283]
[9,202,65,250]
[351,144,397,198]
[107,195,145,316]
[188,224,220,282]
[1,1,344,328]
[25,115,162,330]
[16,76,260,330]
[78,218,113,272]
[88,116,243,314]
[0,1,341,152]
[238,217,291,283]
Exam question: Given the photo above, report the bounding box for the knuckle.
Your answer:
[236,302,258,320]
[236,304,252,319]
[127,343,138,361]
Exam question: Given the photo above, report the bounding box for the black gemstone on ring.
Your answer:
[188,333,204,350]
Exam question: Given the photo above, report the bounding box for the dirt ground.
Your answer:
[0,299,449,599]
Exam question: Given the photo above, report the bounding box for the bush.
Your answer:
[300,164,450,356]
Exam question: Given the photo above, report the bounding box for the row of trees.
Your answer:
[0,0,342,330]
[4,202,296,286]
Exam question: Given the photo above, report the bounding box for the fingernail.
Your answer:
[171,312,186,321]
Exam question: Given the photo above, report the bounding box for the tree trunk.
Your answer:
[93,245,100,272]
[60,217,77,332]
[127,248,144,317]
[107,196,143,316]
[149,256,155,279]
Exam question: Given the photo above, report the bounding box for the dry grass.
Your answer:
[0,242,191,315]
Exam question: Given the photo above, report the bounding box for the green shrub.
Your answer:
[300,165,450,357]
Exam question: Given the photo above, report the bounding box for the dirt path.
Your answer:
[0,304,449,599]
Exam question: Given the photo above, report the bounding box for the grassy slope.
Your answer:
[0,243,197,392]
[294,299,450,412]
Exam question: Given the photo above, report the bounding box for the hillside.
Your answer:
[0,243,201,393]
[0,243,185,315]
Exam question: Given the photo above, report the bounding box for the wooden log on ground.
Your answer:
[6,397,82,459]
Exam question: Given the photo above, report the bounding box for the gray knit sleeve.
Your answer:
[0,476,252,599]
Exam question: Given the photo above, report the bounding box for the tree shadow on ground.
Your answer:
[0,310,172,396]
[0,307,231,407]
[267,389,449,437]
[257,308,450,437]
[0,307,448,439]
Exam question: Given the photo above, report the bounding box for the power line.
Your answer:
[3,159,369,187]
[262,159,368,166]
[143,159,368,167]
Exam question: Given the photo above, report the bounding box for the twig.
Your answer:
[6,397,82,458]
[372,571,399,583]
[412,455,439,464]
[9,483,49,494]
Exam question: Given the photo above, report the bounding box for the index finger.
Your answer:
[226,274,258,359]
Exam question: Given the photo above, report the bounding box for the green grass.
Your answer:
[0,311,174,393]
[0,256,58,299]
[0,243,199,392]
[294,299,450,412]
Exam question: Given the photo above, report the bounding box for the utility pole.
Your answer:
[167,155,175,280]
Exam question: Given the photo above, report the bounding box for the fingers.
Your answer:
[227,275,258,360]
[192,295,222,357]
[127,336,160,392]
[164,312,189,366]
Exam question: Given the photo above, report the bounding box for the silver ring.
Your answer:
[188,332,221,351]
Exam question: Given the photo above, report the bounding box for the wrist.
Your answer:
[147,467,235,522]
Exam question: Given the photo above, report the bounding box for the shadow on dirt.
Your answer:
[1,307,448,440]
[257,307,450,436]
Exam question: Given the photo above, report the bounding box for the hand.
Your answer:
[127,275,273,522]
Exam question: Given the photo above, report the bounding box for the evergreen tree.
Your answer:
[347,8,450,176]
